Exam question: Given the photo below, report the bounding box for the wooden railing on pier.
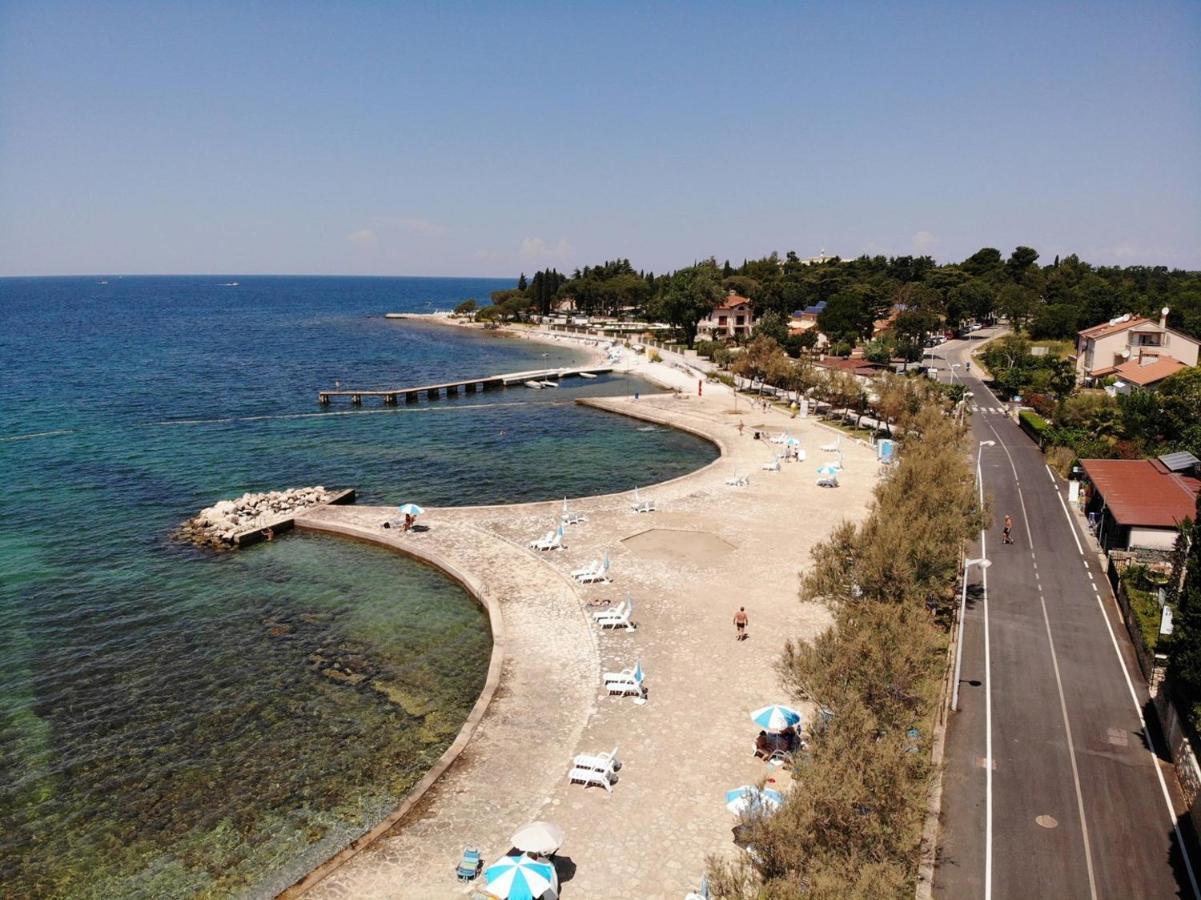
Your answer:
[317,365,613,405]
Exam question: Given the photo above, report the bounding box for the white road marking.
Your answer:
[1052,487,1201,898]
[1045,464,1057,484]
[977,452,994,900]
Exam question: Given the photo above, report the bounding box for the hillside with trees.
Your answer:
[482,248,1201,361]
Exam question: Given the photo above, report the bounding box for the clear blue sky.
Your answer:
[1,1,1198,276]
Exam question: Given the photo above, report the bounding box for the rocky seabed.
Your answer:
[176,486,333,549]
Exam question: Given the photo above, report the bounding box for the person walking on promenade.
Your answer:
[734,606,748,641]
[1003,513,1014,544]
[738,420,745,436]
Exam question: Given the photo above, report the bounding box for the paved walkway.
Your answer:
[292,370,880,899]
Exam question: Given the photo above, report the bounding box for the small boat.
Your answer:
[579,372,597,379]
[524,380,545,390]
[540,380,559,387]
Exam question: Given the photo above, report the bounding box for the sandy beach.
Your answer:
[284,336,880,899]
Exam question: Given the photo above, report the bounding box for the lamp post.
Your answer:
[953,439,996,712]
[949,363,961,385]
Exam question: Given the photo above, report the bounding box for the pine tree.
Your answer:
[518,272,528,292]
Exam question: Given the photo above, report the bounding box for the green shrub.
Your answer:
[1123,565,1163,653]
[1019,409,1048,434]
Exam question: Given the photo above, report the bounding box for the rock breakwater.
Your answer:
[176,486,335,549]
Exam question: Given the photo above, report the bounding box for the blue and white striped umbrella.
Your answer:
[750,704,803,732]
[397,502,424,517]
[484,853,558,900]
[816,463,839,476]
[725,785,784,816]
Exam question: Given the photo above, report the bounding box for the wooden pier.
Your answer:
[317,365,613,405]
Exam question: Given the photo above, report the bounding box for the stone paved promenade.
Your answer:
[292,370,878,899]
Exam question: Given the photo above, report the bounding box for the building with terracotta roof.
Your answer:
[697,292,755,340]
[1075,308,1199,385]
[1079,455,1201,551]
[1110,356,1189,394]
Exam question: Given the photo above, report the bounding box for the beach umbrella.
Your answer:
[784,436,801,447]
[510,821,565,856]
[725,785,784,816]
[397,502,424,517]
[816,464,839,477]
[750,704,803,733]
[484,853,558,900]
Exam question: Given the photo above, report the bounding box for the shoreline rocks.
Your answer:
[175,486,334,549]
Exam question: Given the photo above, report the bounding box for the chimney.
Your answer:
[1161,307,1170,329]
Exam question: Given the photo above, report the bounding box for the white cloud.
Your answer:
[520,237,574,261]
[346,228,378,246]
[912,230,937,252]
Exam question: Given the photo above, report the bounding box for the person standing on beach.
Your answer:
[734,607,748,640]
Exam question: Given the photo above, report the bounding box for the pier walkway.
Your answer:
[316,365,613,405]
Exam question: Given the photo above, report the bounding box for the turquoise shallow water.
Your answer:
[0,276,717,898]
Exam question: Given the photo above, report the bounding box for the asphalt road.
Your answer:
[932,329,1200,900]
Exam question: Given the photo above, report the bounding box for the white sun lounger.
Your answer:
[604,662,645,696]
[630,487,656,513]
[578,558,611,584]
[821,436,842,453]
[573,746,620,774]
[533,529,564,551]
[725,473,749,487]
[597,600,634,630]
[572,559,601,579]
[528,530,554,550]
[592,597,630,622]
[569,766,613,792]
[603,666,635,684]
[761,456,781,472]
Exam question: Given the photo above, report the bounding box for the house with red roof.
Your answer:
[1075,309,1199,386]
[698,292,755,340]
[1080,454,1201,551]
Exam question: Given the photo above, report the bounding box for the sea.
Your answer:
[0,276,717,899]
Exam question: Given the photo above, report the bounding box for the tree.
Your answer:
[453,298,477,316]
[1156,367,1201,458]
[961,247,1004,278]
[818,293,875,345]
[1006,246,1040,282]
[517,272,528,292]
[648,262,724,347]
[997,283,1040,332]
[752,311,790,344]
[1169,496,1201,725]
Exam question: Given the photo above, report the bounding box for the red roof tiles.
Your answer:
[1081,459,1199,527]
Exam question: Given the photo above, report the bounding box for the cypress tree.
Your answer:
[518,272,528,292]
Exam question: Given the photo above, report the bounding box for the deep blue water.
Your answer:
[0,276,716,898]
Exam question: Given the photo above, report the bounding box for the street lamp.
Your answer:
[952,438,996,712]
[949,363,961,385]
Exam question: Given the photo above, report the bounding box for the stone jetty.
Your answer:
[176,486,351,549]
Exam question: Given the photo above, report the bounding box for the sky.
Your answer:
[1,1,1199,277]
